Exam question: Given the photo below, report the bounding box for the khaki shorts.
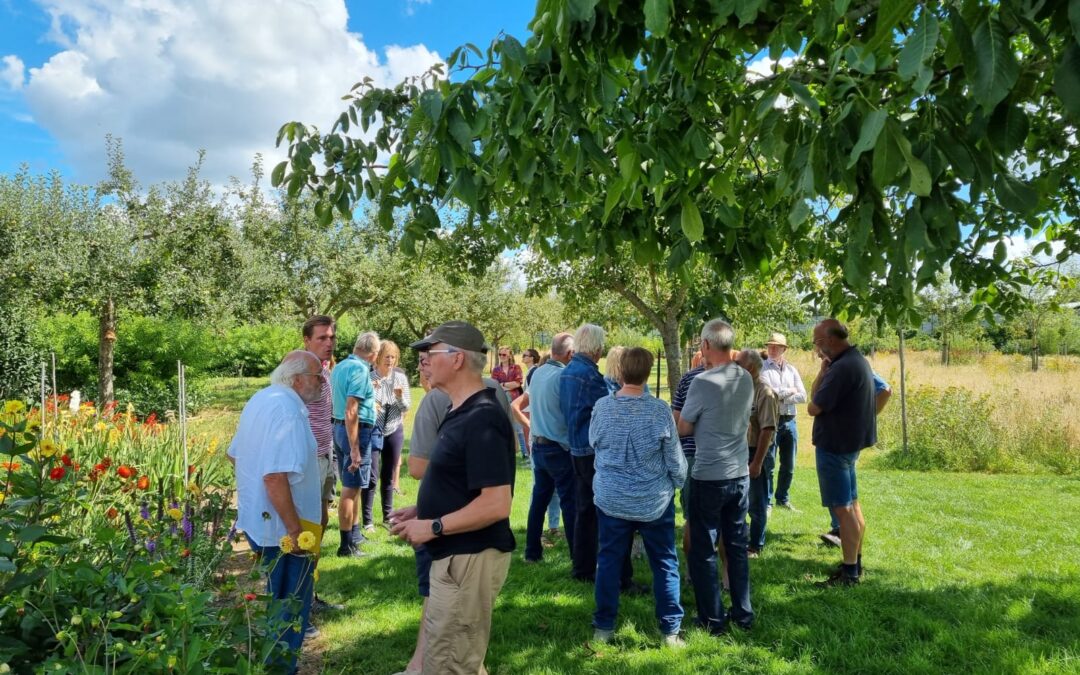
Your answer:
[318,454,336,502]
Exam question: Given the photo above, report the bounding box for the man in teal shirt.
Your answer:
[331,331,380,556]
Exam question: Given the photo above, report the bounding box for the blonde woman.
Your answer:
[362,340,411,529]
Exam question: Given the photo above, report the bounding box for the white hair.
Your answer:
[573,323,605,356]
[354,331,380,355]
[701,319,735,350]
[738,348,763,374]
[463,349,487,373]
[270,351,319,387]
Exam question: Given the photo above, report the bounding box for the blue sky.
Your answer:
[0,0,535,184]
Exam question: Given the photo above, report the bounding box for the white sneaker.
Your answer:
[779,502,800,512]
[593,628,614,643]
[662,633,686,648]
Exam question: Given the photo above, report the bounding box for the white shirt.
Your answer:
[760,358,808,417]
[228,384,320,547]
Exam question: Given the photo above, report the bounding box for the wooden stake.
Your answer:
[898,322,909,454]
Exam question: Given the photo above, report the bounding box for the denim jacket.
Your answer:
[559,353,609,457]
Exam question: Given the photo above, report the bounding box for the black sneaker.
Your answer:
[311,595,344,613]
[337,546,365,558]
[817,567,859,587]
[621,581,651,596]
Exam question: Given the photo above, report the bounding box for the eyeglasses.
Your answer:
[498,352,509,357]
[427,349,458,356]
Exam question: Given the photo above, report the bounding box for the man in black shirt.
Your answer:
[807,318,876,587]
[390,321,515,674]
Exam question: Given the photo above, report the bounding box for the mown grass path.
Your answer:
[307,463,1080,674]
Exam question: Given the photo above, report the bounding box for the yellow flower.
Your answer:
[166,508,183,521]
[107,429,120,447]
[279,535,295,553]
[186,482,202,498]
[0,427,6,439]
[297,531,317,552]
[39,438,59,458]
[93,422,107,432]
[3,400,26,415]
[0,491,6,506]
[26,416,40,431]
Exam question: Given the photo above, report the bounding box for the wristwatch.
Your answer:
[431,518,444,537]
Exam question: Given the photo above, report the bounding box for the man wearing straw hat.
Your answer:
[759,332,807,512]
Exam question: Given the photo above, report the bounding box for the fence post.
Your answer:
[898,323,909,454]
[656,349,661,395]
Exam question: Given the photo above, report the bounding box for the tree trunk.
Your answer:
[658,316,682,395]
[940,330,949,366]
[98,297,117,408]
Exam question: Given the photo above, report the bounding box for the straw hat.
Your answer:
[765,332,788,348]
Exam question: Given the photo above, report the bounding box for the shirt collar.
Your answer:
[271,383,308,414]
[571,353,599,371]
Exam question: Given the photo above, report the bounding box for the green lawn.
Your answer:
[193,379,1080,674]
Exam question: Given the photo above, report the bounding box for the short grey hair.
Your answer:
[738,348,763,375]
[463,349,487,373]
[701,319,735,350]
[551,332,574,358]
[573,323,605,356]
[270,350,319,387]
[354,331,380,355]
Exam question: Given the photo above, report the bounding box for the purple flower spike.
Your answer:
[140,502,151,521]
[145,539,156,554]
[182,514,193,542]
[123,512,137,544]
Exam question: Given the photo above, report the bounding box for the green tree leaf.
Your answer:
[995,174,1038,214]
[680,196,704,243]
[568,0,601,22]
[644,0,671,37]
[987,104,1029,155]
[419,90,443,123]
[898,11,940,80]
[848,108,888,168]
[867,0,916,52]
[972,16,1019,110]
[1054,44,1080,119]
[788,80,821,116]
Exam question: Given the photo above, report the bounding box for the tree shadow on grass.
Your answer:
[307,537,1080,674]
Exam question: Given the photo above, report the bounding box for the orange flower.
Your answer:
[49,466,66,481]
[106,507,118,519]
[136,475,150,490]
[117,465,134,479]
[60,454,73,467]
[0,461,19,472]
[180,548,191,558]
[243,593,257,602]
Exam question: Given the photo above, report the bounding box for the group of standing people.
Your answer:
[228,313,887,674]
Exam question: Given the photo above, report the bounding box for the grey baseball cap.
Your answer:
[410,320,490,353]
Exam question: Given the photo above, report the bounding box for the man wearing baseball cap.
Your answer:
[389,321,516,674]
[759,332,807,514]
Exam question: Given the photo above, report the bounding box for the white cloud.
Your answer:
[1,55,25,90]
[745,55,796,109]
[20,0,443,185]
[404,0,432,17]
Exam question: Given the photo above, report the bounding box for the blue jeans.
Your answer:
[571,454,633,586]
[748,445,775,550]
[594,500,683,636]
[772,417,798,505]
[688,476,754,630]
[816,447,860,508]
[525,441,577,561]
[247,535,315,675]
[333,422,373,490]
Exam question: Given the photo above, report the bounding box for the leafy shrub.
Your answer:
[115,373,208,418]
[0,300,42,400]
[213,323,299,377]
[0,399,284,672]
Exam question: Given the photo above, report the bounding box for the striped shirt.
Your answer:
[372,367,412,436]
[589,393,687,522]
[307,366,333,458]
[671,365,705,457]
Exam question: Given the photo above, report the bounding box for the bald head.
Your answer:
[550,332,575,363]
[813,318,850,359]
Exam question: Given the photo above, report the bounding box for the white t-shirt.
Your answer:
[228,384,321,547]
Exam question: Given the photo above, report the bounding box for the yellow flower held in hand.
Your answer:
[297,531,317,552]
[279,535,295,554]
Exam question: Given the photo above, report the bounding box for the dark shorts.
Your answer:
[816,447,860,508]
[333,422,374,490]
[680,454,696,518]
[414,545,432,597]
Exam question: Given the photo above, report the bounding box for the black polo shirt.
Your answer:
[811,346,877,454]
[416,387,516,560]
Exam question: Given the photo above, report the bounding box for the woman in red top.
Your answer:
[492,346,524,401]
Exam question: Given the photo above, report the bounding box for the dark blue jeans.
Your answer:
[594,500,683,636]
[772,416,798,506]
[688,476,754,631]
[571,454,633,586]
[525,441,577,561]
[247,535,315,675]
[748,445,775,550]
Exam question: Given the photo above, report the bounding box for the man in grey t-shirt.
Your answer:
[675,319,755,634]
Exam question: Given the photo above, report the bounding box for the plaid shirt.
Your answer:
[559,353,608,457]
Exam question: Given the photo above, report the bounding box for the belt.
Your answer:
[332,419,374,429]
[533,435,564,448]
[779,414,796,421]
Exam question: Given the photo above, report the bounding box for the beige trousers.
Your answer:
[422,548,511,675]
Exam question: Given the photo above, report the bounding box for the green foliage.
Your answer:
[0,299,43,400]
[876,386,1080,474]
[0,402,280,672]
[215,323,300,378]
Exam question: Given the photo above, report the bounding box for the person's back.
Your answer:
[811,347,876,454]
[682,363,753,480]
[528,360,569,445]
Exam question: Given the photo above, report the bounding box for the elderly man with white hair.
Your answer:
[228,350,325,674]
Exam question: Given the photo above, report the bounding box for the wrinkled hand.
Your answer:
[749,460,763,479]
[349,449,361,473]
[392,518,434,546]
